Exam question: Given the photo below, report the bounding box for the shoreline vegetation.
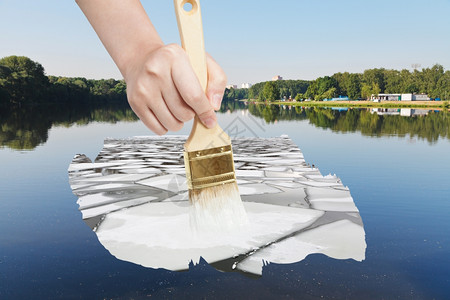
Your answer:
[270,100,450,110]
[2,55,450,110]
[0,56,126,106]
[2,55,449,150]
[2,101,448,151]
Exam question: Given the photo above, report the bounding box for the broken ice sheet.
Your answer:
[95,202,324,270]
[136,174,188,193]
[68,136,366,276]
[238,183,283,196]
[236,219,366,275]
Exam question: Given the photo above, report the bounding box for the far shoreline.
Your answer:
[248,100,450,110]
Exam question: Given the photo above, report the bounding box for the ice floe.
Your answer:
[68,136,366,276]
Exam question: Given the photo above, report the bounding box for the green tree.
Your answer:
[346,73,361,99]
[0,55,49,104]
[295,93,304,101]
[422,64,444,98]
[305,76,337,100]
[361,82,380,100]
[113,80,127,95]
[262,81,280,101]
[434,71,450,100]
[384,69,402,93]
[321,87,337,100]
[362,68,385,93]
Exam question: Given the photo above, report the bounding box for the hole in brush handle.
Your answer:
[182,0,198,14]
[183,2,193,12]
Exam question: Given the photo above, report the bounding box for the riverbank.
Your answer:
[270,100,449,109]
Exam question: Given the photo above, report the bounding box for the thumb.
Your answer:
[205,53,227,111]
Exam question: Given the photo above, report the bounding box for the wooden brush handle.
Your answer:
[174,0,230,151]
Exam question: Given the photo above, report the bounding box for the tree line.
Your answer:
[231,65,450,102]
[248,80,310,101]
[0,55,127,106]
[1,55,449,106]
[303,65,450,101]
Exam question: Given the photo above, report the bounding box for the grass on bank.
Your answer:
[266,100,450,110]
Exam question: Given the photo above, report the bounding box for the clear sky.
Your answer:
[1,0,449,86]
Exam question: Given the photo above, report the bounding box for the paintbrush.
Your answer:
[174,0,248,231]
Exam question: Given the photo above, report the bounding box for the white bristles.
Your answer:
[189,182,248,233]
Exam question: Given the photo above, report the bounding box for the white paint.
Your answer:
[96,201,324,270]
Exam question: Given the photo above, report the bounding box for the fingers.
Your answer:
[127,77,183,134]
[124,44,224,135]
[149,93,184,132]
[206,54,227,110]
[171,52,217,128]
[128,97,167,136]
[160,81,195,123]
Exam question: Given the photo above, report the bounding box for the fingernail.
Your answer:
[213,94,222,110]
[202,117,217,129]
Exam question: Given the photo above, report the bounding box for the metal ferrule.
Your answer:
[184,145,237,190]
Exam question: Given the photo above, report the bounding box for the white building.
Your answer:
[412,94,430,101]
[371,108,400,115]
[272,75,283,81]
[241,83,252,89]
[401,109,430,117]
[371,93,430,101]
[226,84,238,89]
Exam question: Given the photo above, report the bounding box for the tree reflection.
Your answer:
[0,102,138,150]
[219,98,246,113]
[2,101,449,150]
[248,104,449,144]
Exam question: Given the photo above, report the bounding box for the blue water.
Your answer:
[1,109,449,299]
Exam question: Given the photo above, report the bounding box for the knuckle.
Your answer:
[175,109,195,123]
[134,82,147,97]
[144,60,160,77]
[159,44,183,62]
[216,72,227,87]
[185,89,205,106]
[197,109,214,120]
[165,43,182,54]
[128,84,148,108]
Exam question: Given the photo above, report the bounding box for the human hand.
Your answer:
[123,44,226,135]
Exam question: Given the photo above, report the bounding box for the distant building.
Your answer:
[411,94,430,101]
[371,93,430,101]
[272,75,283,81]
[323,96,349,101]
[400,109,429,116]
[226,84,238,89]
[371,108,400,116]
[241,83,252,89]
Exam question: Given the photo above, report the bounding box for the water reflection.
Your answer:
[68,136,366,276]
[3,100,448,150]
[0,102,137,150]
[247,104,450,143]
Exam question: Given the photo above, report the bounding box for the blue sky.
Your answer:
[1,0,449,85]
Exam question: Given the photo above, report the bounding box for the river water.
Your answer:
[1,104,449,299]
